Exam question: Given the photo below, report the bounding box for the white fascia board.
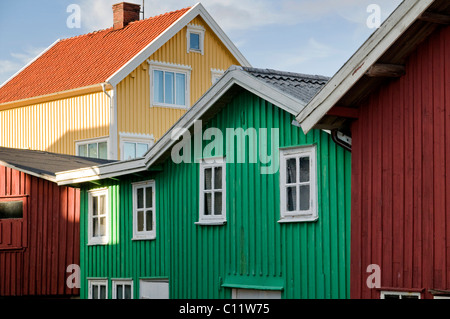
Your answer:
[0,39,61,89]
[0,160,56,183]
[55,158,146,185]
[107,3,250,87]
[295,0,434,134]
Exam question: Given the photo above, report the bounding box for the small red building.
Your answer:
[296,0,450,299]
[0,147,112,297]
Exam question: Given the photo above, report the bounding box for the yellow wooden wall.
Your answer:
[116,15,240,150]
[0,91,110,155]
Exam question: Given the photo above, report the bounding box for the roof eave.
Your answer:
[295,0,435,134]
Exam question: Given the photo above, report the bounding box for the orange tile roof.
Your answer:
[0,7,191,104]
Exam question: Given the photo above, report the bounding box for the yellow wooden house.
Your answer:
[0,2,250,160]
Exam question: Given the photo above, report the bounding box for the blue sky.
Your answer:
[0,0,402,86]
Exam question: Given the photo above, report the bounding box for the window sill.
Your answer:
[87,241,109,246]
[278,216,318,223]
[132,235,156,241]
[151,103,189,110]
[195,220,227,226]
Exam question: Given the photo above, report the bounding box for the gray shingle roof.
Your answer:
[241,67,329,104]
[0,147,115,181]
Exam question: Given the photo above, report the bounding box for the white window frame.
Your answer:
[186,24,205,55]
[119,132,155,160]
[87,188,110,245]
[88,278,108,299]
[211,68,225,85]
[75,136,109,160]
[149,60,191,109]
[279,145,318,223]
[112,279,133,299]
[132,180,156,240]
[380,291,421,299]
[197,157,226,225]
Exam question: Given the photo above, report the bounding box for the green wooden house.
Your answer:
[56,66,351,299]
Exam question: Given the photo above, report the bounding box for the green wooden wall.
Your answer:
[79,89,351,299]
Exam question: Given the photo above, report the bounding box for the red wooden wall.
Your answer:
[0,165,80,297]
[351,25,450,299]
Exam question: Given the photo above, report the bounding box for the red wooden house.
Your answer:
[296,0,450,299]
[0,147,112,297]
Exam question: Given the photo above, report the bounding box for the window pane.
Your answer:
[136,143,149,157]
[124,285,132,299]
[137,188,144,209]
[175,73,186,106]
[299,157,310,182]
[123,142,136,160]
[154,70,164,103]
[299,185,310,211]
[145,187,152,208]
[137,211,144,232]
[78,144,87,157]
[117,285,123,299]
[204,193,212,215]
[93,285,99,299]
[100,285,106,299]
[146,210,153,231]
[0,201,23,219]
[88,143,98,158]
[99,195,105,215]
[402,295,419,299]
[384,294,400,299]
[214,167,222,190]
[100,217,106,236]
[93,218,99,237]
[164,72,174,104]
[286,158,296,184]
[214,192,222,215]
[98,142,108,160]
[204,168,212,190]
[190,32,200,50]
[92,196,98,216]
[286,186,296,212]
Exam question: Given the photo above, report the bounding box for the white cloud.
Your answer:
[0,46,46,86]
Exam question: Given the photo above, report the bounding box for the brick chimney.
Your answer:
[112,2,141,30]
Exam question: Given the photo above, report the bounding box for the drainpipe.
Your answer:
[102,83,118,160]
[331,130,352,152]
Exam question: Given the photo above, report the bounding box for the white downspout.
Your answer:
[102,83,118,160]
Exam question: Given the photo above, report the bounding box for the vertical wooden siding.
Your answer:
[81,90,351,299]
[0,91,110,155]
[0,165,80,296]
[351,26,450,299]
[116,15,240,155]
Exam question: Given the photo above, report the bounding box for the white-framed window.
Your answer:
[132,181,156,240]
[149,61,191,109]
[112,279,133,299]
[88,188,109,245]
[139,279,169,299]
[197,157,226,225]
[211,68,225,85]
[186,24,205,55]
[120,133,155,160]
[279,145,318,223]
[76,137,109,160]
[380,291,421,299]
[88,279,108,299]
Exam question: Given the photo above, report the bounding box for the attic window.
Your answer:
[187,24,205,55]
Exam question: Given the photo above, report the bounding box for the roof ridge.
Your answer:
[59,6,193,42]
[242,66,330,82]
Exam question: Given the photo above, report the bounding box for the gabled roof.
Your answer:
[0,147,115,182]
[55,65,328,185]
[0,3,250,105]
[296,0,450,133]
